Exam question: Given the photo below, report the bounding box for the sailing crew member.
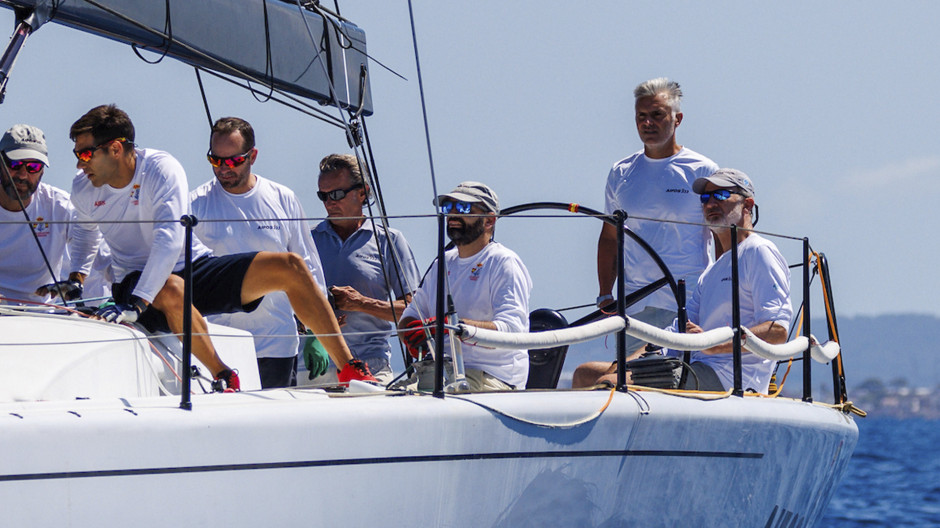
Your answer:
[310,154,421,385]
[577,169,792,393]
[191,117,326,388]
[0,124,95,306]
[66,105,375,391]
[399,182,532,391]
[574,77,719,388]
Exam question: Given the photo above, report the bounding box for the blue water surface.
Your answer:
[819,418,940,527]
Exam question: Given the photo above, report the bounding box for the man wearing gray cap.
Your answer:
[577,169,792,392]
[0,124,95,306]
[399,182,533,391]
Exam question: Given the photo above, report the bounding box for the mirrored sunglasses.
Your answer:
[73,137,129,163]
[317,183,363,202]
[6,159,44,174]
[699,189,742,204]
[207,150,252,169]
[440,200,474,214]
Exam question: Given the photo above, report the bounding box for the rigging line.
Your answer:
[406,0,441,203]
[194,67,344,128]
[130,0,171,64]
[78,0,320,115]
[246,0,276,103]
[292,0,363,140]
[194,68,213,128]
[359,119,417,364]
[0,154,68,302]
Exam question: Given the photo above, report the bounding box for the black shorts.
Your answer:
[112,252,263,332]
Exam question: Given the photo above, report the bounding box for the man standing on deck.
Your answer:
[191,117,325,388]
[398,182,532,391]
[311,154,421,385]
[573,77,718,388]
[0,124,96,306]
[576,169,792,393]
[66,105,375,391]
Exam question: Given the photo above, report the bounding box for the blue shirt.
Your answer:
[312,220,420,363]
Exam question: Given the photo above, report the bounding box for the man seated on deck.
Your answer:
[310,153,421,385]
[398,182,532,391]
[65,104,375,391]
[0,124,98,307]
[573,169,792,393]
[191,117,326,389]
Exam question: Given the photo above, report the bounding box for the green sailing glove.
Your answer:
[302,330,330,380]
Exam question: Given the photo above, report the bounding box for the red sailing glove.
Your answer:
[402,317,448,359]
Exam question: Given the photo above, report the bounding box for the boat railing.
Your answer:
[493,202,848,405]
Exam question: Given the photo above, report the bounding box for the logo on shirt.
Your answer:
[130,184,141,205]
[94,200,106,207]
[469,262,484,281]
[665,188,689,193]
[32,216,50,237]
[257,224,280,230]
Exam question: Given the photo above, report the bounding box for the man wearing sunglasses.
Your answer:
[310,154,421,385]
[66,105,375,391]
[398,182,532,391]
[0,124,95,306]
[190,117,327,389]
[577,169,791,392]
[583,78,719,387]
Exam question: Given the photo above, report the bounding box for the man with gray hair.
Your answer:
[399,182,532,391]
[310,153,421,384]
[0,124,96,306]
[575,77,719,388]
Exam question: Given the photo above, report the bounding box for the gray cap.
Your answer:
[692,168,755,198]
[0,124,49,167]
[434,181,499,213]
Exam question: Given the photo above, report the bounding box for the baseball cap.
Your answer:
[434,181,500,213]
[692,168,754,198]
[0,124,49,167]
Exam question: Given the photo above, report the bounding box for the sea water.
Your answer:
[819,417,940,527]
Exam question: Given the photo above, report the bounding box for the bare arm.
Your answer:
[332,285,411,322]
[691,320,788,355]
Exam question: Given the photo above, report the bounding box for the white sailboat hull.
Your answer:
[0,387,856,527]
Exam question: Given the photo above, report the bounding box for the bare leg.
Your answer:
[151,275,229,376]
[572,361,618,388]
[240,252,354,369]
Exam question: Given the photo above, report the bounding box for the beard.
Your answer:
[705,204,745,233]
[1,174,35,202]
[447,217,486,246]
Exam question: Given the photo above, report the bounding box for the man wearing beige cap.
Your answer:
[399,182,533,390]
[0,124,96,305]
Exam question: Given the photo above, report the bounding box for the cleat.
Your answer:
[337,359,376,383]
[212,368,240,392]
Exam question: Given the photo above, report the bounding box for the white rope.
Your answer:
[457,317,626,348]
[457,315,841,364]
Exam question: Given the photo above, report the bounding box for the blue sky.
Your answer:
[1,1,937,319]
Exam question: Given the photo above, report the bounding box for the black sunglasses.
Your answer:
[317,183,363,202]
[6,159,44,174]
[73,137,130,163]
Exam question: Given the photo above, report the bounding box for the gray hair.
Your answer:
[634,77,682,115]
[318,153,371,198]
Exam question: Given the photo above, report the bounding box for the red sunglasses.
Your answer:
[207,150,252,169]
